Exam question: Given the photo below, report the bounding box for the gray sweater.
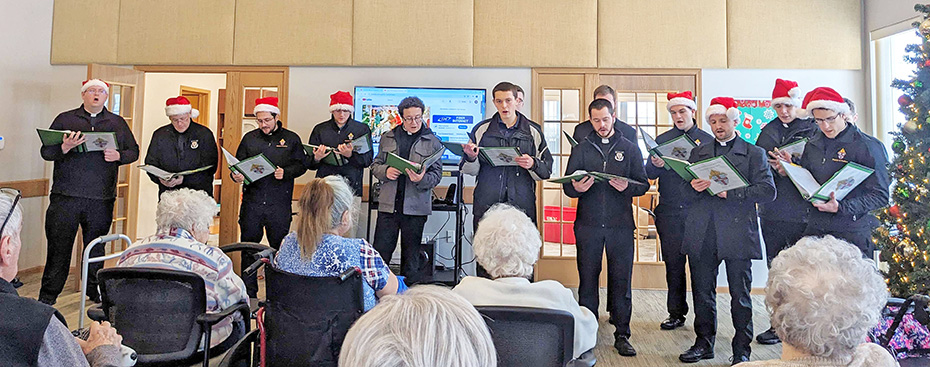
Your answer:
[37,316,121,367]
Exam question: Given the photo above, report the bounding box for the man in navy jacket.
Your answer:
[679,97,775,365]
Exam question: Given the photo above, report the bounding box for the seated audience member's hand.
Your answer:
[274,167,285,180]
[691,178,711,192]
[103,149,120,162]
[650,155,665,168]
[386,167,401,180]
[609,178,629,192]
[572,175,595,193]
[717,190,727,199]
[231,172,245,183]
[337,143,354,158]
[313,145,330,161]
[514,154,534,169]
[77,321,122,356]
[405,168,425,183]
[62,131,86,153]
[463,143,479,160]
[813,192,840,213]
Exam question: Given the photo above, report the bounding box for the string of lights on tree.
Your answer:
[876,4,930,297]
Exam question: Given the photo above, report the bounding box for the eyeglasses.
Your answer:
[814,114,842,125]
[402,116,423,123]
[83,88,108,95]
[256,117,275,124]
[0,188,21,237]
[333,109,352,114]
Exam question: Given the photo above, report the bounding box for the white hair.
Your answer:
[0,191,22,238]
[766,235,888,360]
[473,204,541,278]
[155,189,217,238]
[339,285,497,367]
[323,175,357,230]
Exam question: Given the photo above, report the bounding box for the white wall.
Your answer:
[0,1,88,270]
[287,67,531,273]
[701,68,865,287]
[136,73,226,238]
[865,0,919,34]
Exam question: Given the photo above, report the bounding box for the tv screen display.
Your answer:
[354,86,486,163]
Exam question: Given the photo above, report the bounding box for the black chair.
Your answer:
[476,305,595,367]
[218,266,365,367]
[89,268,251,367]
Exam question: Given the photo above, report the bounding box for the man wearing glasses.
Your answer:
[144,96,218,197]
[38,79,139,305]
[306,91,373,237]
[370,96,443,283]
[789,87,889,258]
[231,96,307,297]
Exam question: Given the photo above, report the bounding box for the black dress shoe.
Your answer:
[756,327,781,344]
[614,336,637,357]
[730,353,750,365]
[660,316,686,330]
[679,345,714,363]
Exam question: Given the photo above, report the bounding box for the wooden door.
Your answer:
[180,85,210,127]
[218,71,289,247]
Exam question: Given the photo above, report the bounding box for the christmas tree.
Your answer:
[875,4,930,297]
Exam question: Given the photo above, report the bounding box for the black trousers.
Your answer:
[689,225,753,355]
[656,213,688,319]
[803,226,874,258]
[761,218,807,268]
[39,194,114,304]
[239,201,292,298]
[372,212,428,283]
[574,225,635,338]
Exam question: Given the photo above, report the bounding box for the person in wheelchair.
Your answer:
[115,188,247,350]
[452,204,598,359]
[339,285,497,367]
[274,176,400,311]
[737,235,896,366]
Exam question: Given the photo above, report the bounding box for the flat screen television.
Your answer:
[354,86,486,164]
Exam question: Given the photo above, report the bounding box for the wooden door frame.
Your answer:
[179,85,211,127]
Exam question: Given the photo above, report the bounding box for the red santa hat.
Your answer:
[329,91,353,112]
[165,96,200,119]
[705,96,740,122]
[666,91,697,111]
[81,79,109,93]
[254,96,280,115]
[771,78,801,106]
[799,87,849,118]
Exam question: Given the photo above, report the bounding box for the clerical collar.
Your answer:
[716,134,737,146]
[782,123,789,128]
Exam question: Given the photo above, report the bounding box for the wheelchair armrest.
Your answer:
[219,242,271,255]
[87,306,107,322]
[197,301,251,327]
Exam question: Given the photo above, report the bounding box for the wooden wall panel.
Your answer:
[117,0,235,65]
[234,0,352,65]
[353,0,473,66]
[50,0,120,64]
[598,0,727,68]
[474,0,597,67]
[727,0,862,69]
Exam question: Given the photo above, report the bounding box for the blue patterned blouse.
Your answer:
[274,232,390,311]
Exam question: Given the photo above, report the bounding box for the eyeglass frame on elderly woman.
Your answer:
[0,188,22,237]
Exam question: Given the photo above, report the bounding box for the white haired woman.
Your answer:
[737,235,896,366]
[274,176,400,311]
[452,204,598,359]
[116,188,247,350]
[339,285,497,367]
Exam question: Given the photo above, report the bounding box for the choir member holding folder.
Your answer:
[785,87,889,258]
[306,91,374,198]
[142,96,218,197]
[679,97,775,365]
[561,98,648,357]
[643,91,712,332]
[371,96,443,283]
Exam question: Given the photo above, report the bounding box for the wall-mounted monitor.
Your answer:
[354,86,486,164]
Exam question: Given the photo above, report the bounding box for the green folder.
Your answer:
[441,141,467,157]
[303,144,346,167]
[139,165,213,180]
[385,148,444,175]
[563,131,579,148]
[661,156,696,181]
[37,128,87,153]
[548,170,602,184]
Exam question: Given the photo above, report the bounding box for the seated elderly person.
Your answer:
[339,285,497,367]
[275,176,399,311]
[0,188,123,366]
[116,188,247,350]
[737,235,896,367]
[453,204,598,359]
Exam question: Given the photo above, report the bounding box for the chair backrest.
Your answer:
[98,267,207,364]
[263,266,364,367]
[476,306,575,367]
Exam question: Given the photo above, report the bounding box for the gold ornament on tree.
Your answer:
[921,18,930,36]
[905,119,919,133]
